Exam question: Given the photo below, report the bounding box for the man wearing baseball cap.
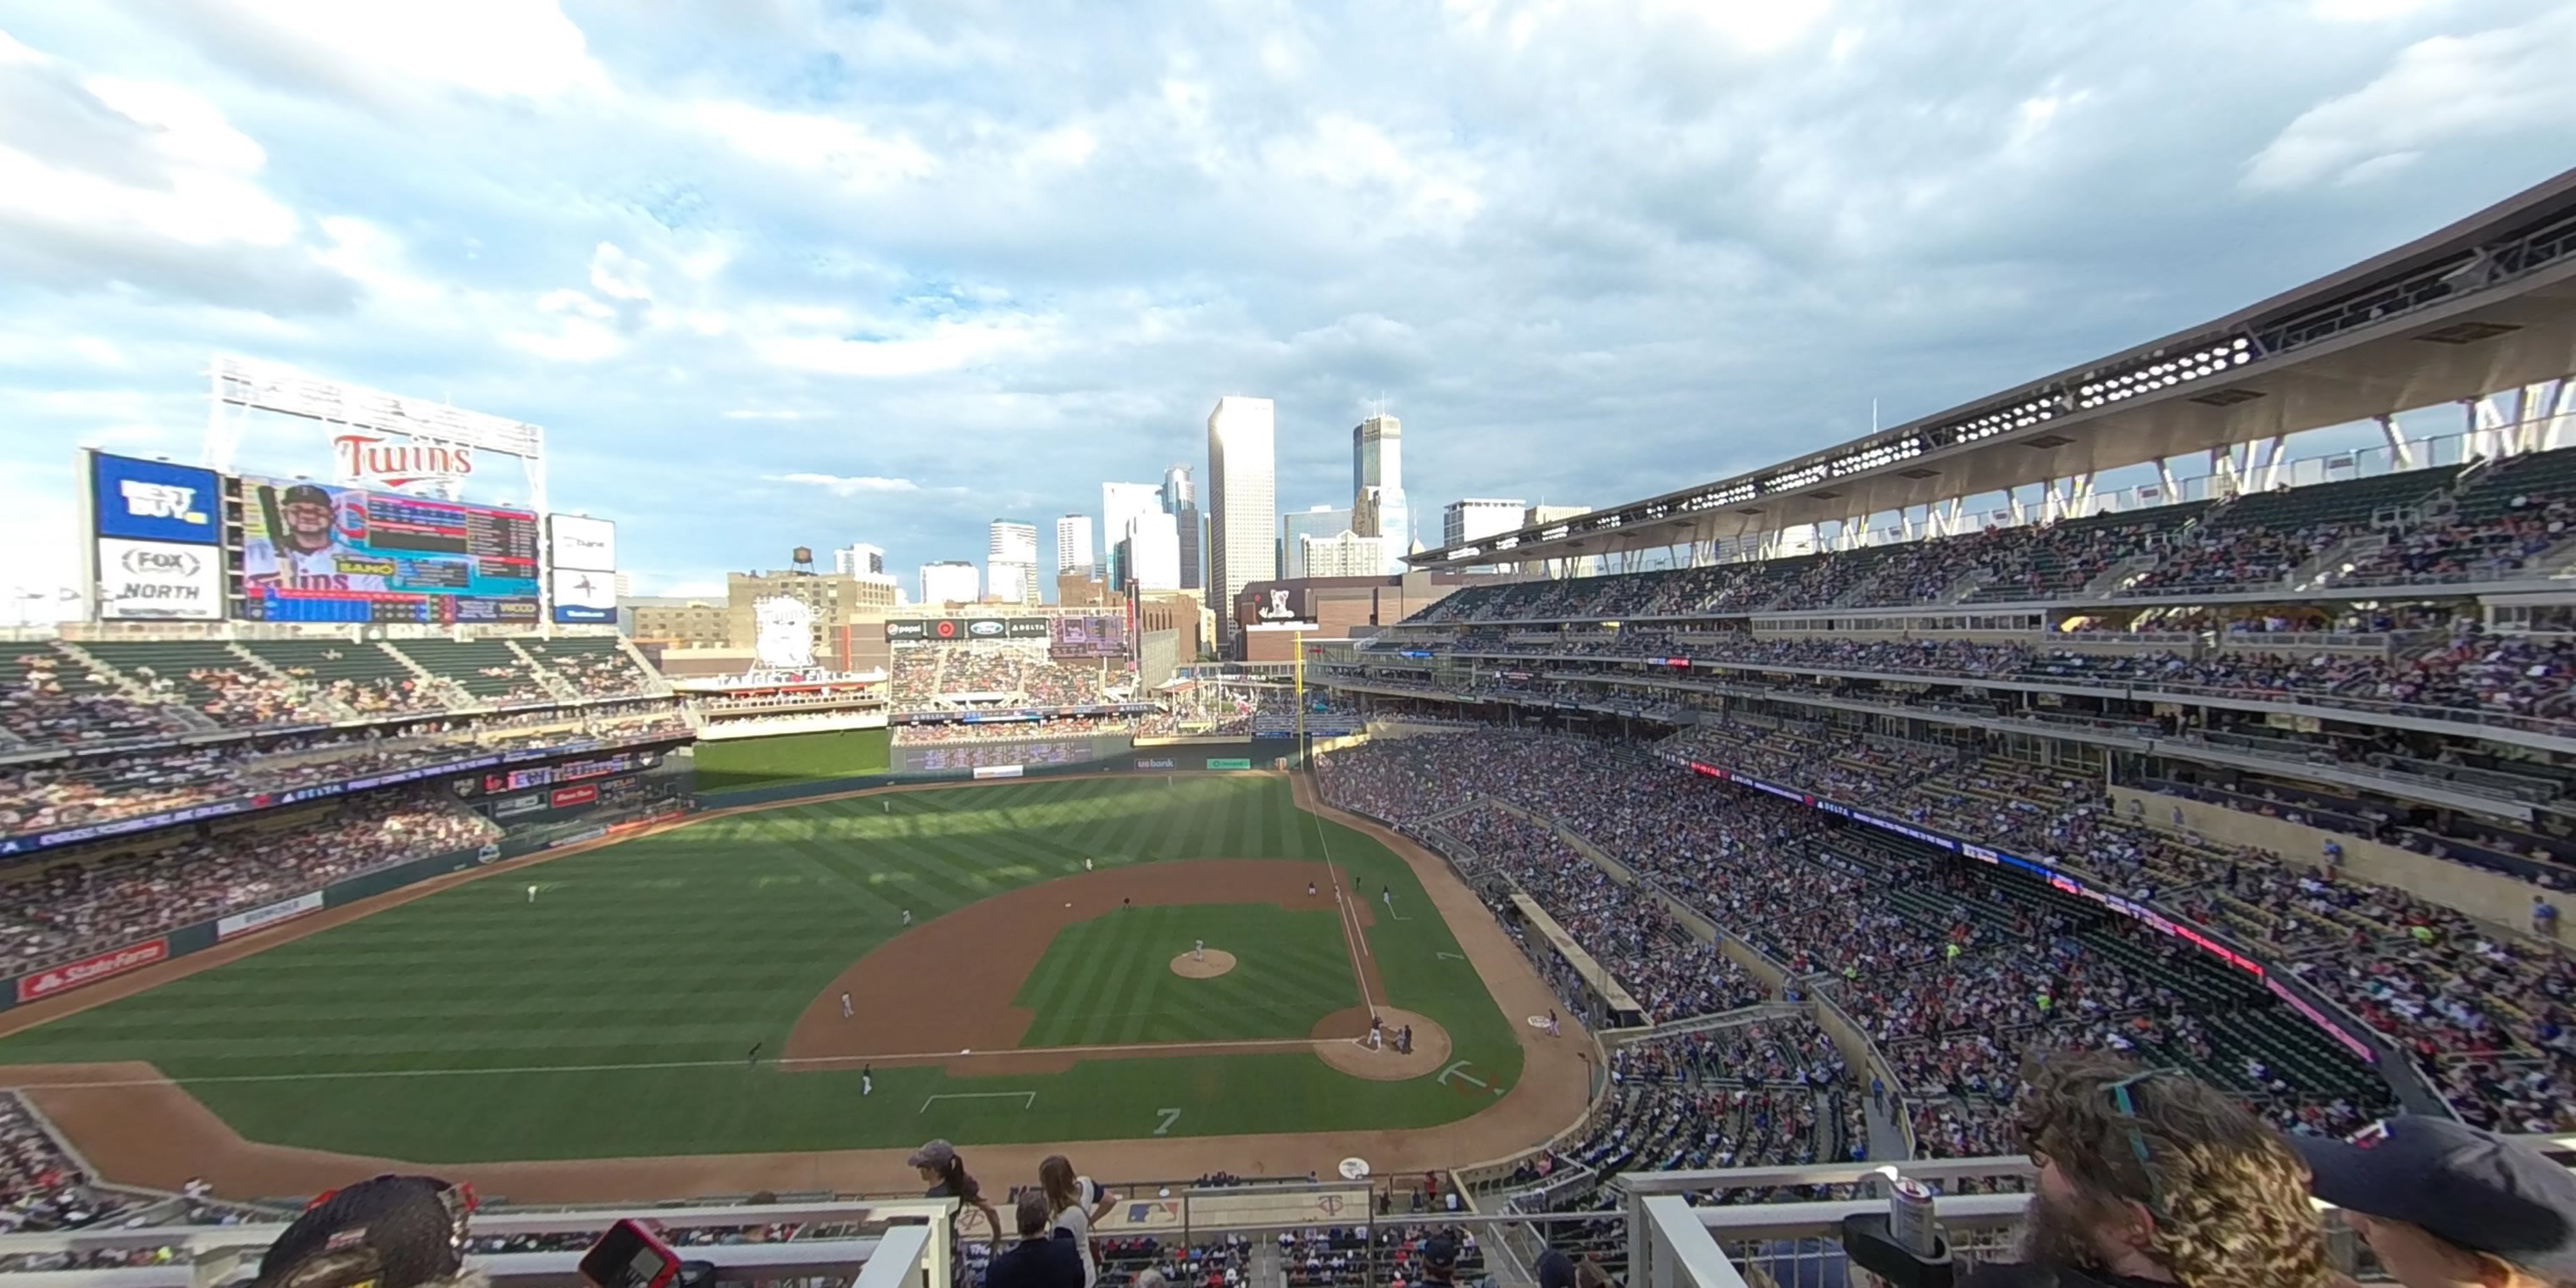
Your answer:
[2295,1117,2576,1288]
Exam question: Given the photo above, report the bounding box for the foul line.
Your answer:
[922,1091,1035,1113]
[0,1035,1335,1091]
[1307,774,1377,1012]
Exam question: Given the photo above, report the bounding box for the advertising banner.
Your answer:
[552,566,617,625]
[1205,758,1253,770]
[547,514,616,571]
[16,939,169,1002]
[550,784,601,808]
[493,792,549,819]
[236,474,540,625]
[217,891,325,941]
[96,537,225,620]
[972,764,1025,779]
[888,617,1050,643]
[91,453,219,545]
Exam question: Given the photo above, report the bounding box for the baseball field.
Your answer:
[0,772,1591,1201]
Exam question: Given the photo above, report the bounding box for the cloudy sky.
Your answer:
[3,0,2572,606]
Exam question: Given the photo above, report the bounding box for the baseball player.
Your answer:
[902,908,913,926]
[883,800,891,814]
[1193,939,1205,963]
[1085,857,1093,871]
[862,1064,874,1096]
[1382,886,1392,912]
[1367,1016,1383,1050]
[1307,880,1316,897]
[746,1042,762,1068]
[1546,1010,1561,1038]
[242,483,391,593]
[527,884,537,904]
[841,991,853,1019]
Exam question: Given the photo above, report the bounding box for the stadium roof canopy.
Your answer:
[1407,165,2576,569]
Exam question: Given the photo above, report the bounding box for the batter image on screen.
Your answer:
[242,483,391,593]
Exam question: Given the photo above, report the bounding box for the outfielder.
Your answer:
[902,908,913,926]
[862,1064,874,1096]
[527,884,537,904]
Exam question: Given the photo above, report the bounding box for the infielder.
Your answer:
[841,991,854,1019]
[1547,1009,1561,1038]
[862,1064,874,1096]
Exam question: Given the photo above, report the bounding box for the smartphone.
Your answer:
[580,1219,682,1288]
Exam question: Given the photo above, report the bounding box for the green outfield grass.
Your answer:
[0,775,1524,1162]
[1013,903,1357,1047]
[688,727,891,793]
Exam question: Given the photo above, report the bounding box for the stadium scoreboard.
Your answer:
[233,473,542,624]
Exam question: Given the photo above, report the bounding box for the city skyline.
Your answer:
[0,4,2557,613]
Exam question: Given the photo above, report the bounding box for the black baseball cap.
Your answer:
[2294,1117,2576,1276]
[280,485,335,510]
[1420,1235,1459,1269]
[253,1175,477,1288]
[1535,1248,1576,1288]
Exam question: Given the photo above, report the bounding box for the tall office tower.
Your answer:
[988,519,1039,605]
[1280,504,1353,580]
[1103,482,1162,557]
[1442,498,1527,548]
[1207,396,1276,656]
[1300,530,1387,579]
[833,543,886,576]
[1054,514,1093,578]
[1352,415,1410,575]
[1126,509,1181,591]
[1160,465,1203,591]
[919,560,979,606]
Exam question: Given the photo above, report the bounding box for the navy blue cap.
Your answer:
[2294,1117,2576,1276]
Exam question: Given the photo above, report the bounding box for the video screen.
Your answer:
[236,475,540,625]
[1050,613,1129,658]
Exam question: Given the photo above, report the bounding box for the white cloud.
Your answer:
[766,472,924,497]
[684,99,935,189]
[2244,8,2576,190]
[171,0,612,103]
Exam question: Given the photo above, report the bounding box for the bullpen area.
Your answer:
[0,773,1590,1202]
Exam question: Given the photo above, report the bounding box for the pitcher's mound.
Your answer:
[1171,950,1237,979]
[1312,1007,1450,1081]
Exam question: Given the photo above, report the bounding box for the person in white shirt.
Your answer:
[1039,1154,1118,1287]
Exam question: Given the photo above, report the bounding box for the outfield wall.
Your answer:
[697,737,1302,810]
[0,802,689,1016]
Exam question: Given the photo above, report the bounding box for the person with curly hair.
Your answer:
[1960,1053,2333,1288]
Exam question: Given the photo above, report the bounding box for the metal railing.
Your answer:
[0,1199,953,1288]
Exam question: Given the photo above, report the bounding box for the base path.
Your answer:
[782,858,1383,1070]
[1,772,1598,1204]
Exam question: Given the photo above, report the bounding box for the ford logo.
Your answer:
[969,620,1003,636]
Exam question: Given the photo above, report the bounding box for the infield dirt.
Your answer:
[0,772,1598,1202]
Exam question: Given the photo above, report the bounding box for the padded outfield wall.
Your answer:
[697,736,1302,809]
[0,781,692,1016]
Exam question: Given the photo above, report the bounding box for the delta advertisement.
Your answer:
[216,891,325,941]
[547,514,618,625]
[886,617,1051,643]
